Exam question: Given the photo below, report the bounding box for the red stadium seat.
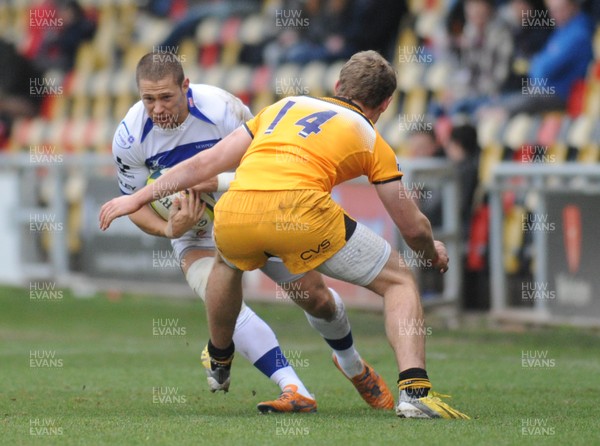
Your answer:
[250,65,273,94]
[566,79,586,117]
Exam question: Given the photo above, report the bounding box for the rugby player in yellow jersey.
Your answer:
[100,51,470,419]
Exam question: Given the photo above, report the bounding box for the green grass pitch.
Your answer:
[1,285,598,445]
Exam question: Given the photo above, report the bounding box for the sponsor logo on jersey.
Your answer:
[115,122,135,149]
[118,178,136,192]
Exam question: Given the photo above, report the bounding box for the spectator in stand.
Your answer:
[583,0,600,23]
[496,0,594,115]
[34,0,96,73]
[0,39,43,147]
[159,1,260,49]
[437,0,513,118]
[499,0,551,92]
[444,124,481,240]
[443,122,485,310]
[264,0,406,66]
[405,128,445,227]
[341,0,407,62]
[405,128,445,299]
[265,0,355,66]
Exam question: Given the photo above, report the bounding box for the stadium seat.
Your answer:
[185,65,202,85]
[202,65,228,90]
[65,118,90,153]
[478,142,504,186]
[396,27,418,53]
[110,68,132,97]
[401,88,428,117]
[397,63,425,92]
[301,61,327,98]
[323,61,346,94]
[424,60,451,96]
[91,95,112,122]
[567,114,595,150]
[43,94,69,121]
[378,95,399,127]
[566,79,586,117]
[123,44,151,72]
[537,113,563,147]
[74,42,98,74]
[179,38,199,68]
[9,118,46,152]
[220,17,243,66]
[225,65,253,97]
[273,63,302,98]
[128,15,169,49]
[196,17,222,46]
[407,0,425,14]
[239,14,268,45]
[221,16,242,44]
[251,90,275,113]
[415,9,443,39]
[91,118,115,153]
[503,113,534,150]
[380,119,403,154]
[478,111,510,184]
[534,112,567,163]
[503,204,526,274]
[593,26,600,60]
[45,118,69,151]
[250,65,273,94]
[583,81,600,116]
[477,113,506,149]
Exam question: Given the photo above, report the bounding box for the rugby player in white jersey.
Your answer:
[111,52,394,413]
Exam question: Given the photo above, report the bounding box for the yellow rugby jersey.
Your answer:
[231,96,402,192]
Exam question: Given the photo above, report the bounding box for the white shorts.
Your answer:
[316,221,391,286]
[171,227,215,262]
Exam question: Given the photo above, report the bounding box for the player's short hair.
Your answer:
[336,51,397,109]
[136,52,185,87]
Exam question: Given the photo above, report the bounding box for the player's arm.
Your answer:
[128,190,205,239]
[129,205,170,237]
[100,127,251,230]
[375,180,449,273]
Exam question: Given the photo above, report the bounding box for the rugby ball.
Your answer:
[146,168,215,232]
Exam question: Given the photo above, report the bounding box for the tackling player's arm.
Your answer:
[375,180,449,273]
[100,126,251,230]
[368,134,449,273]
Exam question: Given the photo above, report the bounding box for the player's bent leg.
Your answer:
[202,254,243,392]
[293,274,393,410]
[262,261,393,409]
[316,222,469,418]
[185,252,311,395]
[233,304,314,403]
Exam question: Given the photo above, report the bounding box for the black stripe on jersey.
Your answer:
[243,123,254,138]
[316,96,374,129]
[372,174,403,185]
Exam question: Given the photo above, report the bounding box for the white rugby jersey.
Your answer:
[112,83,252,195]
[112,84,252,258]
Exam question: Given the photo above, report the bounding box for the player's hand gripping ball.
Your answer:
[146,168,215,232]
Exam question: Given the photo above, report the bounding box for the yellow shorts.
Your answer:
[213,190,353,274]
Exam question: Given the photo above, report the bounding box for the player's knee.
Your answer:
[368,252,419,296]
[185,257,215,301]
[294,280,335,319]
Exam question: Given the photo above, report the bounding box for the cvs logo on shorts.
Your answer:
[300,239,331,260]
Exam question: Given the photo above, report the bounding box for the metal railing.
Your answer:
[489,162,600,326]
